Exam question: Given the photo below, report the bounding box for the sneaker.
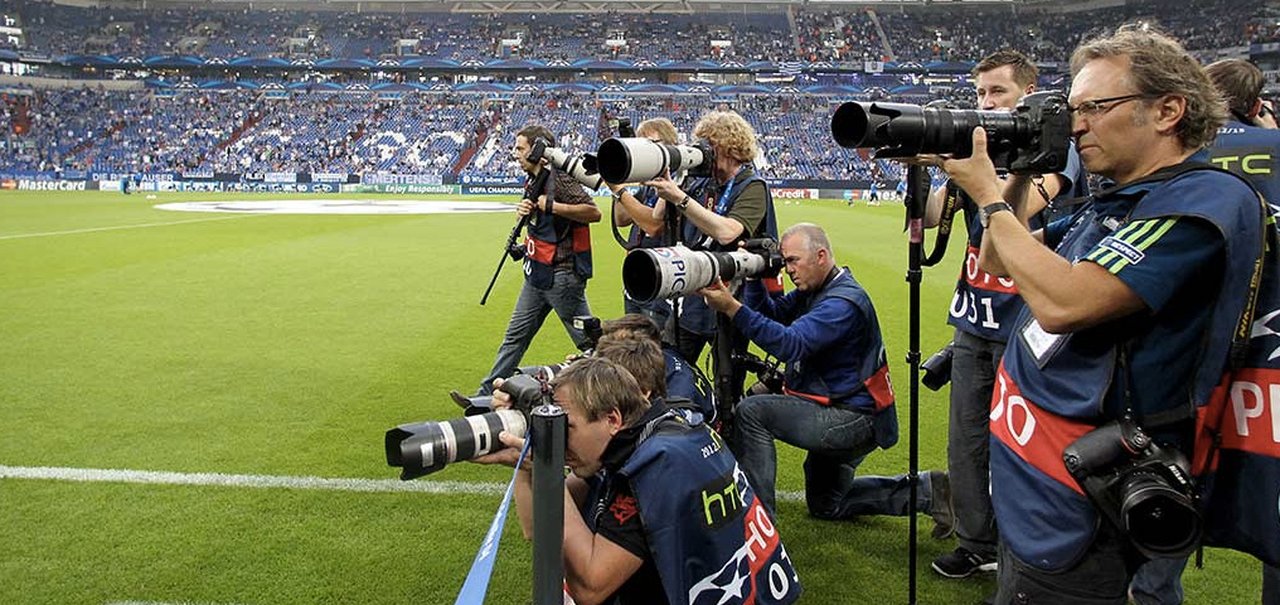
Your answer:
[931,547,998,579]
[927,470,955,540]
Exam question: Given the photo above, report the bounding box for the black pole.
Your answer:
[530,404,566,605]
[903,164,929,605]
[481,165,551,306]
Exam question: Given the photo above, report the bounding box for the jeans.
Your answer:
[949,329,1004,557]
[1131,557,1278,604]
[1129,557,1186,605]
[731,393,932,520]
[477,270,591,395]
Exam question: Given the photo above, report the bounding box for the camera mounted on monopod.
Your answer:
[621,239,784,304]
[830,91,1072,175]
[386,367,563,480]
[525,137,605,191]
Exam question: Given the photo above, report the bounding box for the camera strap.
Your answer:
[922,180,961,267]
[454,438,532,605]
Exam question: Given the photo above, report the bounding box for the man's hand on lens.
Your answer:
[471,431,529,469]
[643,171,686,203]
[470,377,530,469]
[938,127,1003,206]
[699,278,742,317]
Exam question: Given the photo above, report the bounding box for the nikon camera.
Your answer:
[830,91,1072,175]
[1062,419,1203,558]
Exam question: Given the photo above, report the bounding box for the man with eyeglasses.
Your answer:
[1127,57,1280,605]
[934,27,1268,604]
[922,49,1088,581]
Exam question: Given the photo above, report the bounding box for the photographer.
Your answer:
[610,118,682,327]
[1129,56,1280,605]
[933,27,1265,604]
[475,356,802,605]
[921,49,1088,580]
[472,124,602,397]
[600,314,713,422]
[700,223,953,534]
[643,110,779,364]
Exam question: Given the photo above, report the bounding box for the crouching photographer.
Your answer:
[472,357,802,605]
[699,223,953,537]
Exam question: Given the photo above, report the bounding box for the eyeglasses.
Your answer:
[1067,93,1151,118]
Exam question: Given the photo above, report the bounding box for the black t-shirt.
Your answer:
[587,476,668,605]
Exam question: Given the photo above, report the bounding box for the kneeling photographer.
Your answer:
[699,223,954,537]
[473,356,801,605]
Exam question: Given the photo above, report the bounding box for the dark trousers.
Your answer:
[995,526,1136,605]
[949,329,1003,557]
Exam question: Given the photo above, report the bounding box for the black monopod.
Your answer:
[480,165,552,305]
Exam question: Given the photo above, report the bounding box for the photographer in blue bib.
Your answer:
[931,26,1266,604]
[642,111,779,367]
[473,356,802,605]
[609,118,685,328]
[698,223,955,535]
[921,49,1090,581]
[470,124,602,398]
[1128,56,1280,605]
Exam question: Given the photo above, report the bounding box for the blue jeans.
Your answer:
[949,329,1003,558]
[477,270,591,395]
[731,393,932,519]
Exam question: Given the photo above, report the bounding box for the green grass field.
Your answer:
[0,190,1263,604]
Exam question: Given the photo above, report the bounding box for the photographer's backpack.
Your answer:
[1174,164,1280,567]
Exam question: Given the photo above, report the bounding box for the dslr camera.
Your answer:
[1062,419,1202,558]
[386,366,563,480]
[621,239,784,303]
[830,91,1072,175]
[526,138,605,190]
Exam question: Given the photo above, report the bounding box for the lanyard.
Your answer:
[714,164,747,215]
[454,437,532,605]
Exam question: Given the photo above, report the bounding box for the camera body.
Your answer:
[831,91,1072,175]
[594,137,715,184]
[621,239,784,304]
[1062,419,1203,558]
[920,341,955,391]
[541,146,604,191]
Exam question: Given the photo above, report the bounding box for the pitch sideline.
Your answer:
[0,464,805,501]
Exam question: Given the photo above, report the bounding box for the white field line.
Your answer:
[105,602,249,605]
[0,215,255,241]
[0,464,806,501]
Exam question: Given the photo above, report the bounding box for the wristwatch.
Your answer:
[676,195,693,211]
[978,201,1013,228]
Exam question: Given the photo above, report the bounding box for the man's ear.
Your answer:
[606,408,625,434]
[1250,98,1264,119]
[1152,95,1188,137]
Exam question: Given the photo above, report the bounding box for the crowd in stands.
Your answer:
[2,0,1271,64]
[0,87,910,184]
